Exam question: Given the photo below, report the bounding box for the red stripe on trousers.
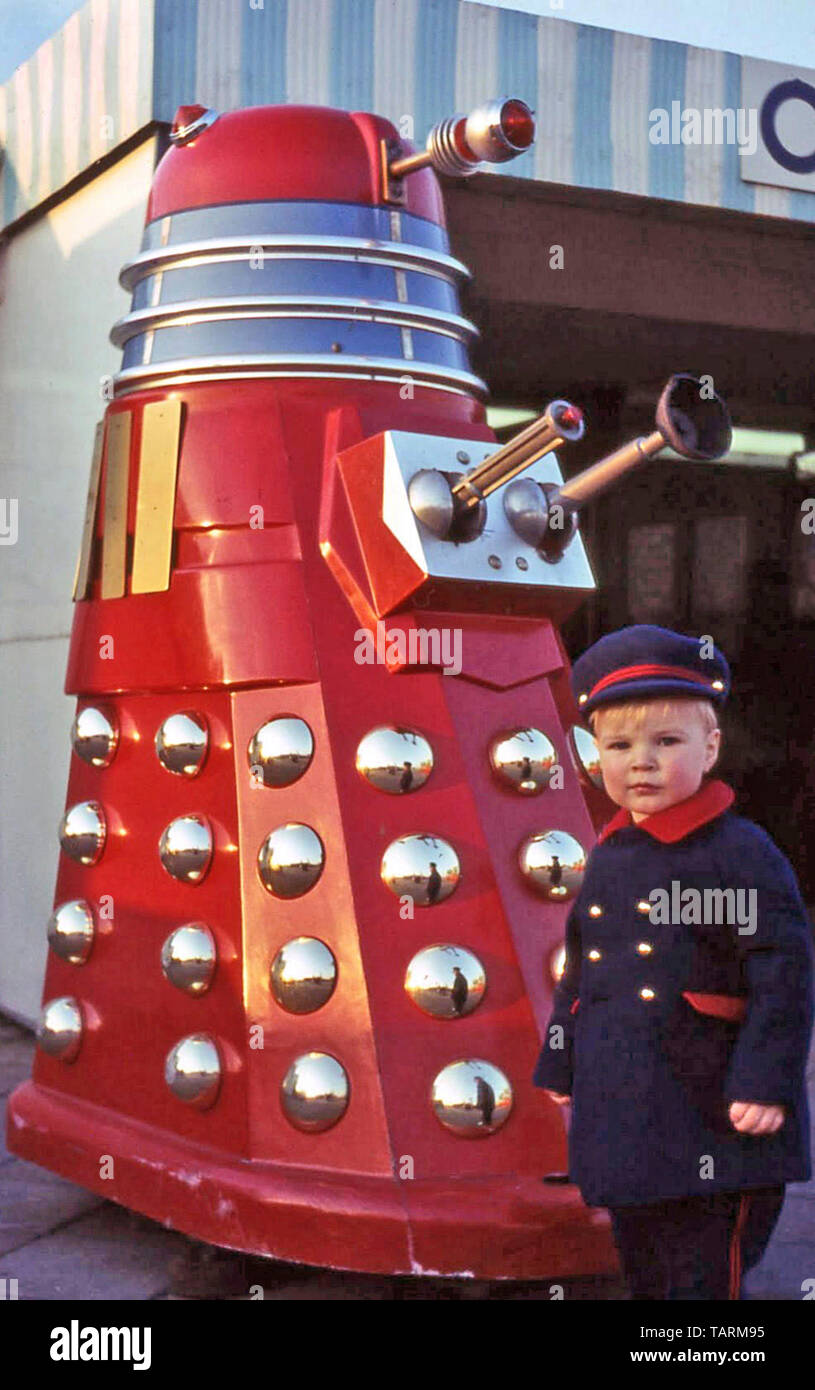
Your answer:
[729,1193,751,1299]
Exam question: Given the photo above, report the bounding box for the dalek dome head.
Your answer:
[147,103,446,224]
[113,100,495,400]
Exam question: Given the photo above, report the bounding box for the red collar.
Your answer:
[596,778,735,845]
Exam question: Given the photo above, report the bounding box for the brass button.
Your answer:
[635,900,652,915]
[578,694,588,705]
[587,949,602,961]
[639,986,655,1001]
[636,942,653,955]
[588,904,603,918]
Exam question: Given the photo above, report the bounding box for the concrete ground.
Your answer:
[2,1012,814,1300]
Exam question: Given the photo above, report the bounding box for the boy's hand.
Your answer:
[544,1089,571,1106]
[728,1101,785,1134]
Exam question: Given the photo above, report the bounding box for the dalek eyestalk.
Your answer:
[387,98,535,183]
[452,400,585,510]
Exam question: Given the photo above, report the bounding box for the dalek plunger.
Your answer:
[7,101,732,1279]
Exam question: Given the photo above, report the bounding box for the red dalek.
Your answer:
[7,100,731,1280]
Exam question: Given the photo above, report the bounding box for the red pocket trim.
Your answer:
[682,991,747,1022]
[570,998,580,1015]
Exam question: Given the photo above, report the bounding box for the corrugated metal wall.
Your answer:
[3,0,815,233]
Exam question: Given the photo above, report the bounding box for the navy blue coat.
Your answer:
[532,779,815,1208]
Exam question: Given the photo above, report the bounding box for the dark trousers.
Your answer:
[608,1185,786,1300]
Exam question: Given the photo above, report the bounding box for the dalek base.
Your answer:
[8,1081,618,1281]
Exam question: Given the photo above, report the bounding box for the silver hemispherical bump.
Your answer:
[164,1034,221,1108]
[59,801,106,865]
[518,829,587,900]
[158,815,213,884]
[71,706,119,767]
[431,1059,513,1136]
[47,900,95,965]
[161,924,217,995]
[569,725,604,790]
[503,477,549,549]
[270,937,337,1014]
[247,717,314,788]
[257,824,324,898]
[405,945,486,1018]
[355,726,434,794]
[488,727,557,795]
[37,997,83,1062]
[155,712,209,777]
[407,468,454,539]
[281,1052,349,1131]
[550,943,566,983]
[381,834,460,906]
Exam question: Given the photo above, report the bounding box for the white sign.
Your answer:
[741,57,815,193]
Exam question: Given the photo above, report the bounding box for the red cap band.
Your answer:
[589,663,716,699]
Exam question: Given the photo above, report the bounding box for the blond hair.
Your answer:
[589,697,719,737]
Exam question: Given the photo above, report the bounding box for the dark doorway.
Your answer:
[561,459,815,902]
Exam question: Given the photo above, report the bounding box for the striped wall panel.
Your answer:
[1,0,154,228]
[2,0,814,231]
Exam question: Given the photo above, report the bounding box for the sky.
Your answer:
[1,0,814,86]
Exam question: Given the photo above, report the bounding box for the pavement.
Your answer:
[2,1012,814,1300]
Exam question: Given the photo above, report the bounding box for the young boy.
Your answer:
[533,623,815,1300]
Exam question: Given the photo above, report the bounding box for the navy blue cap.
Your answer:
[572,624,730,718]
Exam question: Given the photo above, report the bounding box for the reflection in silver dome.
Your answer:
[164,1034,222,1108]
[257,824,325,898]
[270,937,337,1014]
[161,923,217,995]
[518,829,587,900]
[71,706,119,767]
[405,945,485,1018]
[355,726,433,794]
[158,815,213,883]
[488,727,557,795]
[37,997,83,1061]
[155,712,209,777]
[569,725,604,790]
[59,801,106,865]
[381,834,460,906]
[47,900,95,965]
[247,717,314,788]
[281,1052,349,1131]
[431,1059,512,1135]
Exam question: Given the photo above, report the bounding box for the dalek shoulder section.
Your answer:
[321,426,597,625]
